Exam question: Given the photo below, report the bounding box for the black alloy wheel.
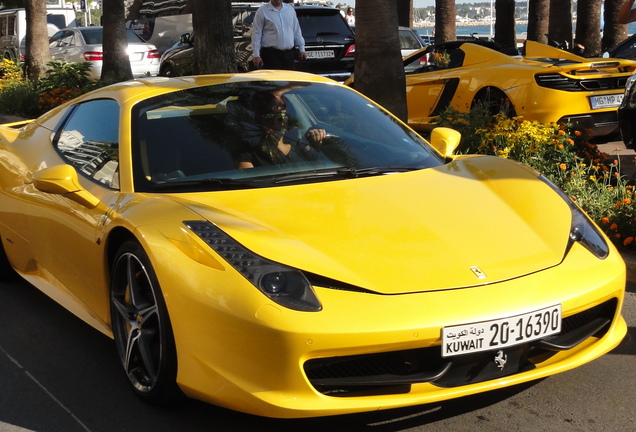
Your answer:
[110,240,180,404]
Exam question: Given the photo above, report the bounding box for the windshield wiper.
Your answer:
[151,177,267,191]
[273,166,420,184]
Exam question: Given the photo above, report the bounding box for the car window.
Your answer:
[79,28,145,45]
[54,99,120,189]
[297,10,353,37]
[131,81,442,193]
[50,30,74,47]
[400,30,422,50]
[613,37,636,61]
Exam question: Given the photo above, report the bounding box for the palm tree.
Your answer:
[548,0,572,49]
[397,0,413,27]
[354,0,407,121]
[576,0,603,56]
[494,0,516,48]
[603,0,629,51]
[527,0,550,45]
[101,0,133,82]
[435,0,456,43]
[24,0,51,81]
[191,0,236,74]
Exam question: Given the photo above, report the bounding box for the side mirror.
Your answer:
[32,164,105,210]
[180,32,192,44]
[429,127,461,156]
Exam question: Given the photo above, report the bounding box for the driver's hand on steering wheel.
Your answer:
[305,128,327,146]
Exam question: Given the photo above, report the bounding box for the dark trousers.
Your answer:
[260,47,296,70]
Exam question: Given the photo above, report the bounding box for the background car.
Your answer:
[49,26,160,79]
[0,71,626,418]
[399,26,426,56]
[160,4,355,81]
[349,40,636,138]
[609,32,636,61]
[618,73,636,148]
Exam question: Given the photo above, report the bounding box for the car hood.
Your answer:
[171,156,572,294]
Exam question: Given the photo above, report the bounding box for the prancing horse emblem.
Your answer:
[470,266,487,279]
[494,350,508,370]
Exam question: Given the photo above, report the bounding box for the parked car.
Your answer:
[160,4,355,81]
[609,33,636,61]
[0,70,627,418]
[346,40,636,138]
[618,73,636,148]
[399,26,426,57]
[49,26,160,80]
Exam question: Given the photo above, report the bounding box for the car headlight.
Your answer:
[539,175,609,259]
[185,221,322,312]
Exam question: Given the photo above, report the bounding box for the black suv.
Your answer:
[159,5,355,81]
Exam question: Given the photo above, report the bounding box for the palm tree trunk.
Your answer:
[24,0,51,81]
[355,0,407,121]
[435,0,456,43]
[548,0,572,48]
[603,0,629,52]
[102,0,134,82]
[494,0,516,49]
[576,0,602,56]
[527,0,550,44]
[192,0,236,74]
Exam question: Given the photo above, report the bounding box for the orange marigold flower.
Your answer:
[559,163,567,170]
[566,139,574,144]
[624,198,632,205]
[615,233,622,239]
[558,130,566,136]
[610,223,618,230]
[615,202,623,208]
[574,130,582,136]
[601,217,610,224]
[558,144,564,150]
[624,237,634,246]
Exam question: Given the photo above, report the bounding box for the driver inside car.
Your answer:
[233,90,327,168]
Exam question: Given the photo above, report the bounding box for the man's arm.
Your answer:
[618,0,636,24]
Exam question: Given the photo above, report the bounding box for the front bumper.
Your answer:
[161,241,626,418]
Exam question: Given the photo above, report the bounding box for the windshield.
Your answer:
[131,81,443,192]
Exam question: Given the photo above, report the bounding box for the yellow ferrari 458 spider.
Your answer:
[348,40,636,138]
[0,71,627,418]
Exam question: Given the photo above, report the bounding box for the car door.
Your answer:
[48,29,75,62]
[16,99,120,322]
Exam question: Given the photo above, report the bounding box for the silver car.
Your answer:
[49,26,160,79]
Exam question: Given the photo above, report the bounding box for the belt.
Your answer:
[261,46,294,52]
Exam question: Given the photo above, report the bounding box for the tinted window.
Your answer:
[297,10,353,37]
[55,99,120,189]
[131,81,441,193]
[80,28,145,45]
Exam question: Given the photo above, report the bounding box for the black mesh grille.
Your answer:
[535,73,627,91]
[304,298,618,396]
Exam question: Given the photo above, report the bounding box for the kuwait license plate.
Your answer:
[589,94,624,109]
[306,50,335,59]
[442,304,562,357]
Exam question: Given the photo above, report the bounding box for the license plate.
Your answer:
[442,304,562,357]
[129,52,143,62]
[306,50,335,59]
[590,93,624,109]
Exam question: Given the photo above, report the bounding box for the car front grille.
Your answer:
[535,73,628,91]
[303,298,618,396]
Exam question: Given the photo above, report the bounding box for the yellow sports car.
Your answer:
[348,40,636,137]
[0,71,627,418]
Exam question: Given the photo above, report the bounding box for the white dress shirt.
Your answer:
[251,2,305,57]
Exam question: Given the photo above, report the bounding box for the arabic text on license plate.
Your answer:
[441,304,562,357]
[590,94,624,109]
[307,50,335,59]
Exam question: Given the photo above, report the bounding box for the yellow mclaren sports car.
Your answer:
[348,40,636,137]
[0,71,627,418]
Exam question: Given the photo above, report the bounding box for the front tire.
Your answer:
[110,240,180,404]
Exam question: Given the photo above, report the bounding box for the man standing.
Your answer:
[251,0,307,70]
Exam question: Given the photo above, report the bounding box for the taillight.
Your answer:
[84,51,103,61]
[344,44,355,57]
[147,49,160,59]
